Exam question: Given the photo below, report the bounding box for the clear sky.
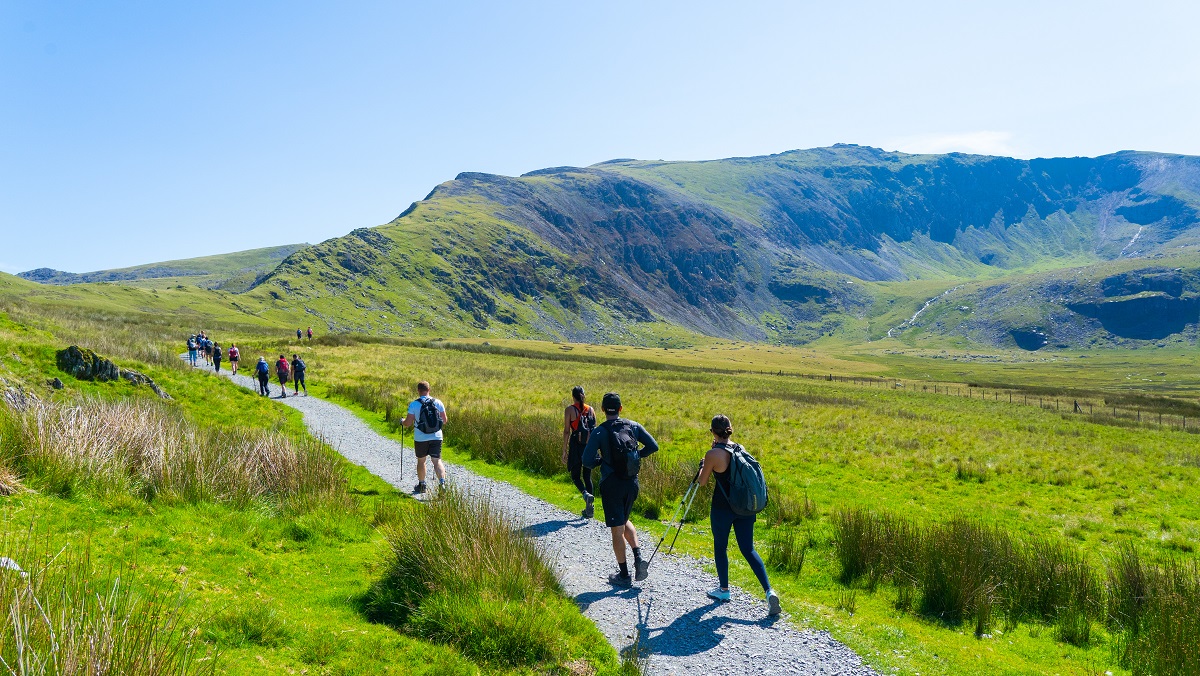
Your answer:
[3,1,1199,274]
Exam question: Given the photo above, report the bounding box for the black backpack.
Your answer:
[602,418,641,480]
[416,397,443,434]
[571,404,595,446]
[293,358,306,374]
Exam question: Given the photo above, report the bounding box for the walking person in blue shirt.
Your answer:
[402,381,448,494]
[582,392,658,587]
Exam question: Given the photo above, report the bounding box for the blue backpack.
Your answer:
[717,443,769,516]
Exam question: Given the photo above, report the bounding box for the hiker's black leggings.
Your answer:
[711,505,770,592]
[567,444,593,496]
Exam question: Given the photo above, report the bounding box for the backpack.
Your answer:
[229,347,239,359]
[416,397,443,434]
[716,443,769,516]
[570,404,595,446]
[256,361,269,376]
[293,358,306,374]
[214,346,223,359]
[602,418,641,480]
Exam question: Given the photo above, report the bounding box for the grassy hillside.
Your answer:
[19,243,308,292]
[0,302,627,675]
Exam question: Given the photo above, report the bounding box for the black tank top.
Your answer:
[711,444,733,511]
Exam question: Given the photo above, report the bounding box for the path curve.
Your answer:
[206,364,875,675]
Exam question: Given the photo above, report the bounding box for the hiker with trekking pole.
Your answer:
[698,414,779,615]
[581,392,658,588]
[401,381,448,494]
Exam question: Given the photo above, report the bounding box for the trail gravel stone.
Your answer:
[208,365,877,675]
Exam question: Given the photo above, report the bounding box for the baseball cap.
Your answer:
[601,392,621,414]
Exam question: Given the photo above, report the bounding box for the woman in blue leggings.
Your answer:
[698,414,780,615]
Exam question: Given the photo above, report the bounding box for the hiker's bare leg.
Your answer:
[623,521,640,549]
[433,458,446,480]
[610,525,628,563]
[416,457,427,483]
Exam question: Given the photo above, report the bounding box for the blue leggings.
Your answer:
[711,505,771,592]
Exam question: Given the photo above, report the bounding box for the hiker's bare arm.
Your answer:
[697,447,727,485]
[562,407,577,454]
[402,413,415,428]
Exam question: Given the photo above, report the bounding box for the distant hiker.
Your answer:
[255,357,270,396]
[275,354,290,398]
[562,386,597,518]
[296,328,302,341]
[187,337,198,366]
[202,334,213,365]
[582,392,658,587]
[698,414,779,616]
[307,326,313,340]
[402,381,448,494]
[212,344,223,373]
[290,353,307,396]
[228,344,240,375]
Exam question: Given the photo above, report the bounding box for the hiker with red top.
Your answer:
[228,344,241,375]
[275,354,290,398]
[563,386,597,519]
[307,326,313,340]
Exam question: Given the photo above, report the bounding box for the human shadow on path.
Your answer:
[520,518,589,538]
[637,599,782,657]
[574,586,642,612]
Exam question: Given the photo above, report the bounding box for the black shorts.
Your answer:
[414,439,443,459]
[599,477,638,528]
[230,357,238,363]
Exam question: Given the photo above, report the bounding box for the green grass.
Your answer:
[0,306,625,675]
[294,337,1200,675]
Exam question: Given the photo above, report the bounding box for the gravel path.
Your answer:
[205,364,876,675]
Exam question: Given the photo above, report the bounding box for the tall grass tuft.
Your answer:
[365,488,576,668]
[447,408,561,476]
[766,528,808,575]
[0,530,215,675]
[1108,543,1200,675]
[0,397,347,513]
[635,456,707,521]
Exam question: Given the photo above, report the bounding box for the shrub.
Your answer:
[1108,544,1200,675]
[766,528,807,575]
[365,488,574,669]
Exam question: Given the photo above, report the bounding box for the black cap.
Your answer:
[601,392,621,414]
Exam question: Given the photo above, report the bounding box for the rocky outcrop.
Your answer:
[55,346,171,400]
[56,346,120,381]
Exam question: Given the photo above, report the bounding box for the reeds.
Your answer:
[0,530,214,675]
[365,488,571,668]
[0,397,347,513]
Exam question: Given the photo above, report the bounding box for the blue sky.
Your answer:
[3,1,1199,273]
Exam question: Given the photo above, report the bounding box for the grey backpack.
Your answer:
[718,443,769,516]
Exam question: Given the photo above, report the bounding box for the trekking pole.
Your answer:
[646,463,704,567]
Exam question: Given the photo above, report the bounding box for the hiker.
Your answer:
[582,392,658,587]
[255,357,271,396]
[187,336,198,367]
[290,353,307,396]
[698,414,780,615]
[296,328,302,341]
[307,326,313,340]
[228,343,240,375]
[202,334,212,365]
[275,354,290,398]
[402,381,447,494]
[212,344,223,373]
[562,386,597,518]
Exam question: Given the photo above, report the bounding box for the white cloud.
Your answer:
[885,131,1025,158]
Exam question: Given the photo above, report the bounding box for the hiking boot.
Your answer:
[413,482,427,495]
[707,587,731,602]
[608,571,632,588]
[634,558,649,581]
[767,589,781,616]
[581,493,594,519]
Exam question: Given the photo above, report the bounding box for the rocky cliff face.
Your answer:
[254,146,1200,345]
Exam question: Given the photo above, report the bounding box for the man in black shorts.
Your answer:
[402,381,448,494]
[582,392,658,587]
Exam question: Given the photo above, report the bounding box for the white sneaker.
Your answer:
[707,587,731,602]
[767,589,781,616]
